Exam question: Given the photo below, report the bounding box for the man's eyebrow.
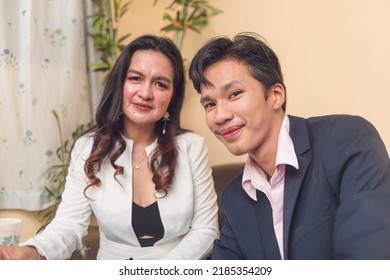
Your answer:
[200,80,241,104]
[200,80,242,104]
[221,80,241,92]
[200,95,212,105]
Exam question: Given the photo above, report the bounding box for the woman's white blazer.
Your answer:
[22,132,219,259]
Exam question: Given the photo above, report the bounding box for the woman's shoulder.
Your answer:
[176,131,205,146]
[175,131,209,159]
[72,132,95,154]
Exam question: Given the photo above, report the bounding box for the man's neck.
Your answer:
[249,114,285,178]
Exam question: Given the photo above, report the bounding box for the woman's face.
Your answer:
[122,50,174,133]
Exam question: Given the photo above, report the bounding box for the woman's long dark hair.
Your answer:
[84,34,186,196]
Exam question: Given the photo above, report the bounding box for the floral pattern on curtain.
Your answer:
[0,0,92,211]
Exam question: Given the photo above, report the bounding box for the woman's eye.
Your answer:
[156,82,167,88]
[157,82,168,89]
[128,76,141,82]
[155,81,168,89]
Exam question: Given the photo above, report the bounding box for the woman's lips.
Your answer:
[134,102,152,111]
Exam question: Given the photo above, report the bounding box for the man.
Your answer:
[189,32,390,259]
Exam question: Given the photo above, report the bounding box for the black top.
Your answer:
[132,201,164,247]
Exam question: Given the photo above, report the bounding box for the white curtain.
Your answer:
[0,0,97,211]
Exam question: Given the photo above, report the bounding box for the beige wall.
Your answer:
[122,0,390,166]
[3,0,390,241]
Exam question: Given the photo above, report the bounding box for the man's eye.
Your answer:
[204,102,216,109]
[230,90,241,98]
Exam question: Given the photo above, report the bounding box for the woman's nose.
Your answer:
[138,83,153,99]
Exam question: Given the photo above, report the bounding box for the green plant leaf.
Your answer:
[118,34,131,44]
[200,2,222,14]
[120,1,132,18]
[161,24,181,32]
[90,63,111,72]
[51,109,59,121]
[187,25,201,33]
[91,15,104,34]
[163,12,173,21]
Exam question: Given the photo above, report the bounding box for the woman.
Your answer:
[0,35,219,260]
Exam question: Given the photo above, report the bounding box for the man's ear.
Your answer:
[270,83,286,110]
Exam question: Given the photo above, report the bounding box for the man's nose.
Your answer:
[214,101,233,124]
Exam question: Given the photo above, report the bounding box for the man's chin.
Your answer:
[216,137,247,155]
[224,145,246,156]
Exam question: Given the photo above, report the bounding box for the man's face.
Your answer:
[200,59,284,157]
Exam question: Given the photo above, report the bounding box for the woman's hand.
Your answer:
[0,245,45,260]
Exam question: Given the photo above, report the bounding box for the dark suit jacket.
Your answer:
[212,115,390,259]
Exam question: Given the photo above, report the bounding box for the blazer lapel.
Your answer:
[283,115,312,259]
[114,139,134,196]
[253,190,282,259]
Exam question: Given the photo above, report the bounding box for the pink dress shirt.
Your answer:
[242,116,299,259]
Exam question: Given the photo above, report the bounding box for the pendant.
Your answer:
[134,155,147,170]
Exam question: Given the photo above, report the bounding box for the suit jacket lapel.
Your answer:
[254,190,281,259]
[283,115,312,259]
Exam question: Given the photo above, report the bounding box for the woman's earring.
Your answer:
[117,112,122,122]
[162,112,170,135]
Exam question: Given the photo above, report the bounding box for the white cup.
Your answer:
[0,218,23,246]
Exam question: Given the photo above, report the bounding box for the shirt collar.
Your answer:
[242,115,299,200]
[275,116,299,169]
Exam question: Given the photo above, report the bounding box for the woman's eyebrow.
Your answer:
[127,69,172,84]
